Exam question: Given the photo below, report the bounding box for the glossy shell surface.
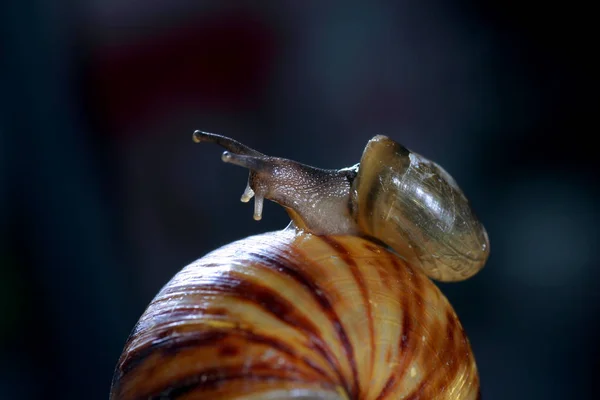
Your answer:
[352,136,490,282]
[111,230,480,399]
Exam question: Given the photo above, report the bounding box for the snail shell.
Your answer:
[352,136,490,282]
[110,230,480,399]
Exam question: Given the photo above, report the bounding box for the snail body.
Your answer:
[111,131,488,399]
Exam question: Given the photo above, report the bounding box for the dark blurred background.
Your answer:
[1,1,597,399]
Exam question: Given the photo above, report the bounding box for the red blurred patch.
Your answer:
[87,10,279,136]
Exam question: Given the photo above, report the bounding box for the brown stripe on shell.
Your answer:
[390,254,416,390]
[246,250,353,395]
[376,259,394,291]
[425,310,464,398]
[373,252,428,397]
[144,365,333,400]
[119,327,331,377]
[114,267,346,389]
[152,275,323,348]
[218,344,240,357]
[280,241,360,398]
[115,327,335,399]
[208,276,342,384]
[430,309,468,396]
[318,235,376,396]
[375,375,397,400]
[119,331,227,375]
[401,307,468,399]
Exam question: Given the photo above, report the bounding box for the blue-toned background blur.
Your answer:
[1,1,597,399]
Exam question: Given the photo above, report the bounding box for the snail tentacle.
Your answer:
[193,130,264,157]
[221,151,269,220]
[240,184,255,203]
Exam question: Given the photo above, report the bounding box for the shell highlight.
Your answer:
[111,230,480,400]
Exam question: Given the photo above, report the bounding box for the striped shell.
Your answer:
[110,229,480,399]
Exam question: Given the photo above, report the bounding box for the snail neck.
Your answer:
[278,165,360,236]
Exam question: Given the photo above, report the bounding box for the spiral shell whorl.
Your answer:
[111,230,480,400]
[353,135,490,282]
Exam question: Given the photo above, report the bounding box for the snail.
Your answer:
[110,131,489,400]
